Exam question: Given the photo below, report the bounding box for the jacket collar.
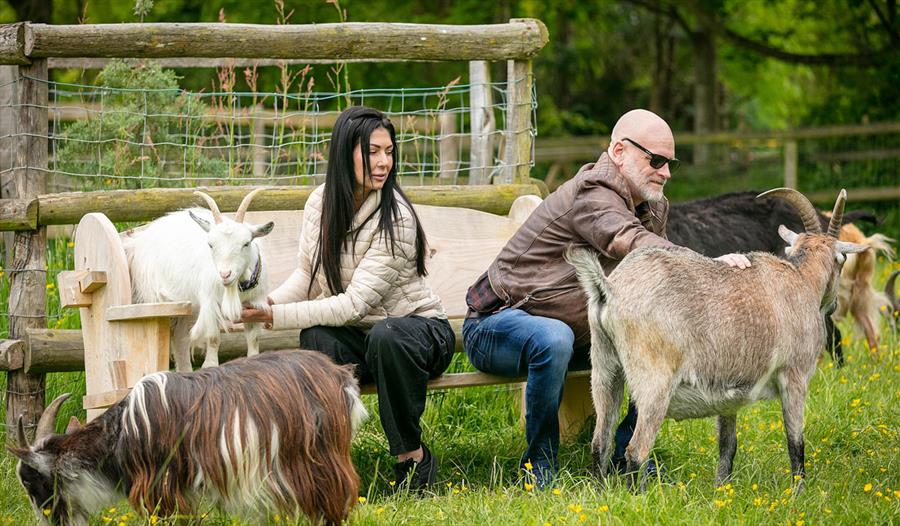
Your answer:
[351,189,382,231]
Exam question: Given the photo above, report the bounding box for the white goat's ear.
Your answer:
[251,221,275,239]
[836,240,867,254]
[778,225,799,245]
[189,210,212,232]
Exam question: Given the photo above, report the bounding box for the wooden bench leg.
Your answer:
[518,372,595,443]
[558,373,593,442]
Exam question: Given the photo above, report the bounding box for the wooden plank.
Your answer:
[806,186,900,204]
[0,198,37,230]
[106,302,193,321]
[21,20,548,62]
[78,271,107,293]
[57,270,92,308]
[502,56,534,184]
[48,57,417,69]
[0,23,29,65]
[34,184,544,226]
[6,58,48,444]
[0,339,24,371]
[360,369,590,395]
[82,388,131,410]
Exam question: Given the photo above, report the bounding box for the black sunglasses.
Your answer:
[623,138,680,172]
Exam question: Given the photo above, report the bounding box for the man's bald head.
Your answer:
[610,109,673,145]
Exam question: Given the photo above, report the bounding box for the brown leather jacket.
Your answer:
[482,153,674,349]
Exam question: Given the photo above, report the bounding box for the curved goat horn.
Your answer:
[886,270,900,312]
[194,191,223,224]
[757,188,822,234]
[35,393,71,443]
[234,188,266,223]
[826,189,847,238]
[16,415,29,448]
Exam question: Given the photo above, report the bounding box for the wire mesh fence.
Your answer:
[0,61,537,193]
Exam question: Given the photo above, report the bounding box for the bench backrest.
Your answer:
[242,196,541,319]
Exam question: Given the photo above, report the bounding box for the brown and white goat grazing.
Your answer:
[8,350,367,526]
[832,222,895,351]
[567,188,865,490]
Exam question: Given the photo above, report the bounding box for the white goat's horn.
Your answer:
[194,191,223,224]
[234,187,266,223]
[34,393,71,442]
[826,189,847,238]
[757,188,822,234]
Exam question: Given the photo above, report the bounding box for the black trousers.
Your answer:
[299,316,455,455]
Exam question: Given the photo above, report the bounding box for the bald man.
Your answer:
[462,109,749,487]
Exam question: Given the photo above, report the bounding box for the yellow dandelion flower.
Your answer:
[850,399,861,408]
[43,509,51,517]
[714,499,727,508]
[875,491,883,497]
[784,488,793,496]
[358,496,366,504]
[524,461,533,471]
[752,483,759,491]
[881,305,888,313]
[150,516,158,525]
[578,514,587,522]
[894,490,900,498]
[796,520,805,526]
[389,480,396,487]
[753,497,764,506]
[67,241,75,249]
[524,482,534,491]
[376,507,384,515]
[840,377,848,384]
[824,508,832,514]
[864,483,873,492]
[598,505,609,513]
[46,282,55,290]
[689,472,697,478]
[793,474,802,482]
[552,488,561,495]
[544,523,551,526]
[118,523,125,526]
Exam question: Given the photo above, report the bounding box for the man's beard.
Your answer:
[641,185,665,203]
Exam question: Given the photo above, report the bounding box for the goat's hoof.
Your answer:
[201,360,219,369]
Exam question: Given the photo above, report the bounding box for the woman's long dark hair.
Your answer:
[311,106,428,295]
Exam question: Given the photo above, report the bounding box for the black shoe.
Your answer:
[644,458,672,484]
[393,444,437,492]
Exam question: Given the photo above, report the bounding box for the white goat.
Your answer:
[567,188,865,490]
[123,189,274,371]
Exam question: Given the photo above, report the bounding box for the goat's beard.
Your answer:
[221,284,243,323]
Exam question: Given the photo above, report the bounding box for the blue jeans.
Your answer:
[463,308,575,476]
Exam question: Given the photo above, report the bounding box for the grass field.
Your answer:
[1,292,899,525]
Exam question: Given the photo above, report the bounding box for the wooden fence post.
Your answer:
[784,139,798,189]
[0,65,15,267]
[469,60,495,185]
[251,105,268,181]
[438,111,458,184]
[6,59,48,444]
[502,51,533,184]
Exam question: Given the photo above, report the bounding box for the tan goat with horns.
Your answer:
[567,188,865,490]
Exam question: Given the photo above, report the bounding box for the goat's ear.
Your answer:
[835,241,867,254]
[7,447,50,474]
[65,416,82,434]
[778,225,799,245]
[189,210,212,232]
[251,221,275,239]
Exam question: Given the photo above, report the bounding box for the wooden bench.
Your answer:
[58,194,593,437]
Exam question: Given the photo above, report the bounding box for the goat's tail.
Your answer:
[341,374,369,436]
[565,246,613,306]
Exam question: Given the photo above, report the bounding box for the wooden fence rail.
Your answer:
[0,20,548,64]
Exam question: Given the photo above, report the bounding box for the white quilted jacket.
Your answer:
[269,184,446,330]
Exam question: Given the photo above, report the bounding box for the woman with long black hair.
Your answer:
[242,106,454,491]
